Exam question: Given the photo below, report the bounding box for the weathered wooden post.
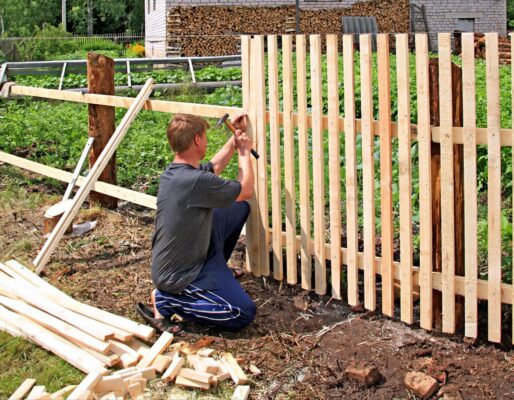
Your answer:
[428,59,465,331]
[87,52,117,208]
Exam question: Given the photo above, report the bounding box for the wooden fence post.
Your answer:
[428,58,465,331]
[87,52,117,209]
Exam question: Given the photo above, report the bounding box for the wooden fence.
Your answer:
[241,33,514,345]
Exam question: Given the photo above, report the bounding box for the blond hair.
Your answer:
[166,114,209,153]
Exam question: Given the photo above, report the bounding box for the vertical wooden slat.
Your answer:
[462,32,478,339]
[310,34,326,295]
[377,34,394,317]
[486,32,502,343]
[344,34,359,306]
[439,33,456,334]
[396,33,413,324]
[415,33,433,331]
[254,35,270,277]
[268,35,283,281]
[282,35,297,285]
[241,35,260,276]
[360,34,375,311]
[297,34,312,290]
[327,34,341,299]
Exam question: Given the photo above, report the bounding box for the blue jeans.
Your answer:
[155,201,256,330]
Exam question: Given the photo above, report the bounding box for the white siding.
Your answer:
[145,0,167,58]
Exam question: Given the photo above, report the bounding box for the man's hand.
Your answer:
[234,129,252,156]
[231,113,248,132]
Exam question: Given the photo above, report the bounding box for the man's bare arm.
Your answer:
[211,136,236,176]
[235,130,254,201]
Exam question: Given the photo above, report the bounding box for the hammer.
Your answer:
[216,113,259,159]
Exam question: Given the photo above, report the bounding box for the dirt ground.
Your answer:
[1,168,514,399]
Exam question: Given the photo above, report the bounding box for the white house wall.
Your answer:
[145,0,167,57]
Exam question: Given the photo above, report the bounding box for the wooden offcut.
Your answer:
[137,332,174,368]
[43,200,73,235]
[221,353,248,385]
[9,378,37,400]
[68,370,105,400]
[162,356,185,383]
[87,52,117,209]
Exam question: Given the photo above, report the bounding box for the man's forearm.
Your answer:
[211,136,236,175]
[236,152,254,201]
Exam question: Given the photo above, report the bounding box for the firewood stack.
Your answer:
[167,0,409,56]
[1,260,253,400]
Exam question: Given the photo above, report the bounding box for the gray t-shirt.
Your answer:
[151,162,242,293]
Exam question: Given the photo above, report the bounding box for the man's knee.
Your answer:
[234,200,250,220]
[232,298,256,329]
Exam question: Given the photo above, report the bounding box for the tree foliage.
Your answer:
[0,0,143,36]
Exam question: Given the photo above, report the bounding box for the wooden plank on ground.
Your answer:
[310,34,326,295]
[296,34,312,290]
[486,32,502,343]
[3,260,155,340]
[282,34,297,285]
[415,33,433,331]
[268,34,283,281]
[360,34,376,311]
[232,385,251,400]
[33,78,154,274]
[137,332,174,368]
[0,305,107,374]
[253,35,270,277]
[162,356,185,383]
[344,34,359,306]
[438,33,456,334]
[68,371,106,400]
[461,32,478,339]
[175,376,210,390]
[49,385,76,399]
[26,385,47,399]
[9,378,37,400]
[327,34,341,299]
[377,34,395,317]
[221,353,248,385]
[396,33,414,324]
[0,295,111,354]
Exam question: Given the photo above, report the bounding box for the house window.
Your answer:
[147,0,150,14]
[456,18,475,32]
[153,0,156,11]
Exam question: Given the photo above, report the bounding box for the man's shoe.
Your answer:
[135,302,182,334]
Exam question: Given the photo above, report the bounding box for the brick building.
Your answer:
[144,0,507,57]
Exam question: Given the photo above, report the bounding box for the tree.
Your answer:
[508,0,514,29]
[0,0,60,36]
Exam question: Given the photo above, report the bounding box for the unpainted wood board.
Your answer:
[344,34,359,306]
[461,32,478,339]
[327,34,342,300]
[377,34,395,317]
[486,32,502,343]
[415,33,433,331]
[137,331,174,368]
[9,378,36,400]
[282,34,297,285]
[221,353,248,385]
[396,34,414,324]
[255,35,270,277]
[268,34,283,281]
[360,34,376,311]
[162,356,185,383]
[296,34,312,290]
[232,385,251,400]
[67,370,105,399]
[438,33,456,334]
[310,34,326,295]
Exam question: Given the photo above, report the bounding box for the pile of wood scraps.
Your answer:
[455,32,512,64]
[1,259,253,399]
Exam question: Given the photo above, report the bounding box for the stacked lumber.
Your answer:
[2,259,254,399]
[167,0,409,56]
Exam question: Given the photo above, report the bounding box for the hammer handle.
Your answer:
[225,121,260,160]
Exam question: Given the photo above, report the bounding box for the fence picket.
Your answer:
[396,34,414,324]
[242,35,260,276]
[296,35,312,290]
[282,35,297,285]
[415,33,433,331]
[310,35,326,295]
[254,35,270,277]
[485,33,502,343]
[360,34,375,311]
[268,35,283,281]
[377,34,395,317]
[438,33,456,334]
[462,32,478,339]
[344,34,359,306]
[327,34,341,299]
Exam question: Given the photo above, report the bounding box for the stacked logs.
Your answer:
[167,0,409,56]
[455,32,512,64]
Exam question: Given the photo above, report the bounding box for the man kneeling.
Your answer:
[137,113,256,333]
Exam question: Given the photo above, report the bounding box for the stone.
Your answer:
[404,371,440,400]
[345,361,381,387]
